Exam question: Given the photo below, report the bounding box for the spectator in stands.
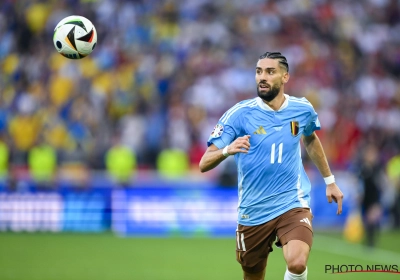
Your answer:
[0,0,398,184]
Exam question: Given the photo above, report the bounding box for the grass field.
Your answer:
[1,231,400,280]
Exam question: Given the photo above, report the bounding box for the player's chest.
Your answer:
[243,113,303,146]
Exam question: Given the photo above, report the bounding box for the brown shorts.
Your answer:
[235,207,313,273]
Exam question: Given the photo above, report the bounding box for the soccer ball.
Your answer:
[53,15,97,59]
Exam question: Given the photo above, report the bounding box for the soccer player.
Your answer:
[199,52,344,280]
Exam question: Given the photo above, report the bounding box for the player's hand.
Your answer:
[226,135,251,155]
[326,183,344,215]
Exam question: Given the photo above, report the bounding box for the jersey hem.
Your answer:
[238,205,311,226]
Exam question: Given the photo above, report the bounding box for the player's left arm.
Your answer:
[302,132,344,215]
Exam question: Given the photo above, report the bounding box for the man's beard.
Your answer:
[257,82,281,102]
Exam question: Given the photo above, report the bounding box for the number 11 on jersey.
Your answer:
[271,143,283,164]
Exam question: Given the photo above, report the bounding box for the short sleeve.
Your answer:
[207,122,237,149]
[207,104,246,148]
[206,100,254,148]
[303,109,321,136]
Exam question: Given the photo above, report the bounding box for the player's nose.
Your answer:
[260,74,270,82]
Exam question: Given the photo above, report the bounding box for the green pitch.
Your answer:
[0,231,399,280]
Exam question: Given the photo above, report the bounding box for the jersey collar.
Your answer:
[256,94,289,111]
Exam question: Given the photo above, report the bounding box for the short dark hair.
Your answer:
[258,52,289,72]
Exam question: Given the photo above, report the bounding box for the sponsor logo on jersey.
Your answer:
[253,126,266,135]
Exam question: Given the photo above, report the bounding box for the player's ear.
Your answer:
[282,72,290,84]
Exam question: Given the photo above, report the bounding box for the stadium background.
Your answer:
[0,0,400,279]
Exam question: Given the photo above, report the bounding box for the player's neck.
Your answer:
[263,92,285,111]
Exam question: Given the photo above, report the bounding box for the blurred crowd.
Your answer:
[0,0,399,181]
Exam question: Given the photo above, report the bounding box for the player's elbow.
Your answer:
[199,147,219,173]
[199,160,208,173]
[199,157,211,173]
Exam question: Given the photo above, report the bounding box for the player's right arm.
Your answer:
[199,135,251,173]
[200,100,255,173]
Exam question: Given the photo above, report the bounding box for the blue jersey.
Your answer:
[207,95,321,226]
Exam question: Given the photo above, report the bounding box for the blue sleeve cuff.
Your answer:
[207,139,226,149]
[303,126,320,136]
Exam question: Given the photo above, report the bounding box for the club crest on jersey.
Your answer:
[211,124,224,138]
[290,121,299,136]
